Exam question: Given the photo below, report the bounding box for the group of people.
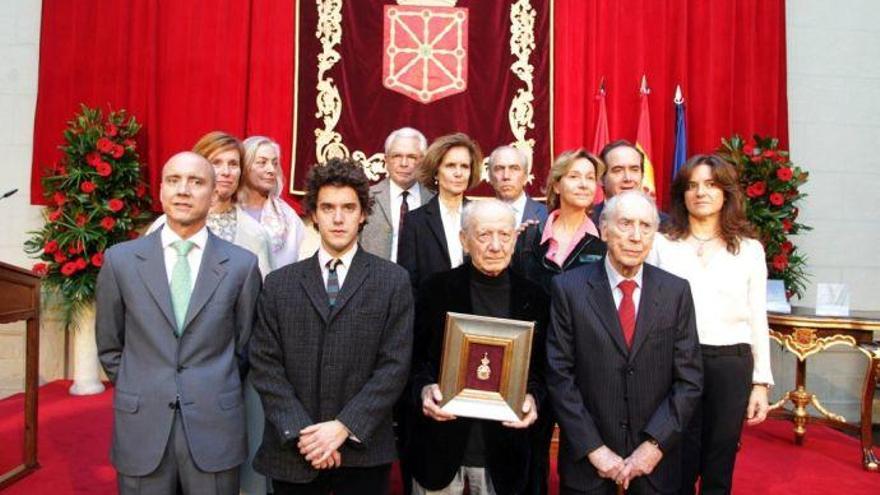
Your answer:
[95,126,774,495]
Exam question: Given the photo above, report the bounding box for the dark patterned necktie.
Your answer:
[617,280,637,349]
[326,258,341,307]
[399,190,410,234]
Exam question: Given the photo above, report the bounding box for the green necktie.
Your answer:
[170,240,195,335]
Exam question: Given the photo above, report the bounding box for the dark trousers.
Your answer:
[524,405,555,494]
[272,464,391,495]
[679,344,753,495]
[560,477,669,495]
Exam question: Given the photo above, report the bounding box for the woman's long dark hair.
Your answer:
[666,154,755,254]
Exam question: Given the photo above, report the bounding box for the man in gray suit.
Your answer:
[96,152,262,494]
[360,127,434,261]
[487,145,548,226]
[250,158,414,494]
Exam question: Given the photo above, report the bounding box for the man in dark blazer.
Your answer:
[96,152,262,494]
[487,145,548,226]
[360,127,434,261]
[250,158,414,494]
[591,140,669,228]
[409,199,549,495]
[547,191,702,495]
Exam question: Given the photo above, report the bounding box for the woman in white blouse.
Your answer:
[238,136,306,269]
[651,154,772,495]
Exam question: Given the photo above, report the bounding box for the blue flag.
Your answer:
[672,88,687,178]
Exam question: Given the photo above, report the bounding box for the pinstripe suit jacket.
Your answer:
[249,247,414,483]
[546,260,702,493]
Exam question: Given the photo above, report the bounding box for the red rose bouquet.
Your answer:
[24,105,153,322]
[718,135,811,299]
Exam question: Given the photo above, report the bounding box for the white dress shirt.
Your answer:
[318,243,358,290]
[389,180,423,263]
[439,200,464,268]
[604,256,643,318]
[161,225,208,292]
[508,193,528,226]
[651,235,774,385]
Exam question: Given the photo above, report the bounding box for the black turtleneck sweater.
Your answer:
[462,264,512,467]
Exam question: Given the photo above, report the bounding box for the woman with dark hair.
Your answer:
[651,154,772,495]
[512,149,606,294]
[510,149,606,495]
[397,132,483,293]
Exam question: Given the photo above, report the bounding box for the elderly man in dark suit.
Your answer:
[96,152,262,494]
[487,145,548,226]
[250,157,414,494]
[409,199,550,495]
[547,190,702,495]
[360,127,434,261]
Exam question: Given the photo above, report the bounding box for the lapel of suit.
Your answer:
[424,197,451,266]
[374,179,393,228]
[300,254,330,324]
[328,248,371,321]
[585,262,630,357]
[522,197,537,222]
[135,231,177,332]
[182,233,229,331]
[628,264,661,361]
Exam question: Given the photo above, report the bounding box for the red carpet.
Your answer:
[1,381,877,494]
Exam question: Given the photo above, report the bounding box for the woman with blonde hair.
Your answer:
[147,131,273,276]
[238,136,306,269]
[512,148,606,293]
[651,154,772,495]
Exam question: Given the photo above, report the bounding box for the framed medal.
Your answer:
[438,312,534,421]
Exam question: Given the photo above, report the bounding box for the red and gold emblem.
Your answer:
[383,0,468,104]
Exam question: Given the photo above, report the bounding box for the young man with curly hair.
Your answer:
[249,158,414,494]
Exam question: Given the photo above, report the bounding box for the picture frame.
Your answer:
[438,312,535,422]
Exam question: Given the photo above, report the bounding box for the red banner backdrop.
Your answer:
[31,0,788,211]
[554,0,789,209]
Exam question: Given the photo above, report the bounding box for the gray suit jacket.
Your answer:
[96,230,262,476]
[360,178,434,259]
[249,247,414,482]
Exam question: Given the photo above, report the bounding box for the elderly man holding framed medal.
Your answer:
[407,199,551,495]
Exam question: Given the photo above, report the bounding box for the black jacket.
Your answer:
[397,196,470,296]
[408,264,550,494]
[511,218,606,294]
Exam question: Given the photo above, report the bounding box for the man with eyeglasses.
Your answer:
[361,127,435,262]
[546,191,702,495]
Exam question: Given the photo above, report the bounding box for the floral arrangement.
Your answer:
[25,105,153,322]
[718,134,811,299]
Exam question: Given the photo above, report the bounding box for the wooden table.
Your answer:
[767,307,880,471]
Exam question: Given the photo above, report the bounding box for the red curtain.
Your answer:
[31,0,297,209]
[32,0,788,211]
[554,0,789,208]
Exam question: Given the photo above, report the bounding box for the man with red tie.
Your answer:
[546,190,703,495]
